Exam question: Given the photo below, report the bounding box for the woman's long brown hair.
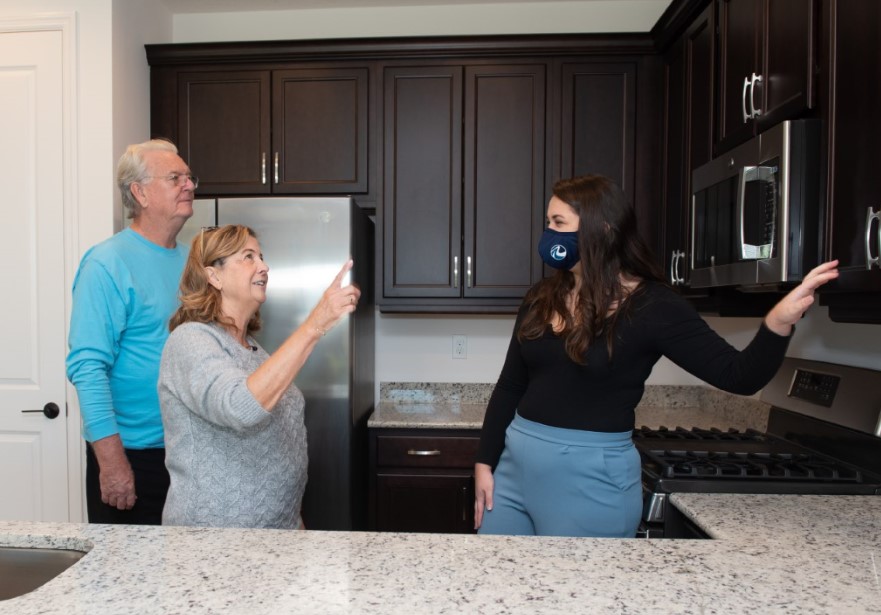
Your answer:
[169,224,263,335]
[518,175,665,363]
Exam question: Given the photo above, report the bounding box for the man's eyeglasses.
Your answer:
[146,173,199,189]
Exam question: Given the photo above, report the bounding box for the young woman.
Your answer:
[474,174,839,538]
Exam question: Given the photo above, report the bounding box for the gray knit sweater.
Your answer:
[158,322,307,529]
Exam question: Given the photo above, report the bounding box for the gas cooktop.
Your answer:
[637,358,881,533]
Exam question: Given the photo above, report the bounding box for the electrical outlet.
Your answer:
[452,334,467,359]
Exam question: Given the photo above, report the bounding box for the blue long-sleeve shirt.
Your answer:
[66,228,188,448]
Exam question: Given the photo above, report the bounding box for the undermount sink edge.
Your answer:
[0,534,92,602]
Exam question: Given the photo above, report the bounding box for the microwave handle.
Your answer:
[736,166,753,259]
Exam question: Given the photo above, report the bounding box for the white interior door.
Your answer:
[0,29,69,521]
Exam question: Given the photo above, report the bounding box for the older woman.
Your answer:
[158,224,359,529]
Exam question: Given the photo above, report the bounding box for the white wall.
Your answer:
[171,1,670,42]
[111,0,174,228]
[374,304,881,392]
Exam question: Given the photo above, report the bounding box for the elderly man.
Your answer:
[67,139,196,524]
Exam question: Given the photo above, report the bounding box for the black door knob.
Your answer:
[21,402,60,419]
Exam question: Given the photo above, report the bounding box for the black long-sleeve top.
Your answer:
[476,281,792,468]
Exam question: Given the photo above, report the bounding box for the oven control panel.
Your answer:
[789,369,840,407]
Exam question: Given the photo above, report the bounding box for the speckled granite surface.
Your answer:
[2,494,880,614]
[370,383,769,431]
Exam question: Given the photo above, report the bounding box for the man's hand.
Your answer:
[91,435,137,510]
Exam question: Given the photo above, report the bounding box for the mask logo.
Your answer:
[550,245,568,261]
[538,228,580,270]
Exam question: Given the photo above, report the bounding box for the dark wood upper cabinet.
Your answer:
[463,64,547,300]
[380,63,545,309]
[817,0,881,319]
[559,62,636,201]
[153,64,369,196]
[176,71,271,195]
[381,65,463,301]
[660,4,714,290]
[147,36,659,314]
[716,0,817,154]
[272,68,368,193]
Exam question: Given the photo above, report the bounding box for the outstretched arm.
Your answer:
[246,260,360,411]
[764,260,839,336]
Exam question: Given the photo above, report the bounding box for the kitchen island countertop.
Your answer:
[1,493,879,614]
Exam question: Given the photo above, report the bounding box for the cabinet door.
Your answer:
[662,41,689,286]
[177,71,271,195]
[662,5,718,304]
[272,68,368,194]
[822,0,881,293]
[375,473,474,533]
[716,0,762,152]
[382,66,463,299]
[717,0,816,154]
[756,0,816,131]
[463,65,546,299]
[559,62,636,203]
[688,9,715,176]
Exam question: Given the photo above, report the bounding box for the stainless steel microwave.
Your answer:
[689,119,821,289]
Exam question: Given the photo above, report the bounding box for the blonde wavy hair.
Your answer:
[169,224,263,335]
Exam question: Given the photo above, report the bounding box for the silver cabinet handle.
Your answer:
[466,256,472,288]
[749,73,763,118]
[261,152,267,185]
[453,256,459,287]
[407,449,441,456]
[742,75,751,123]
[274,152,279,184]
[670,250,685,285]
[866,206,881,270]
[675,250,686,285]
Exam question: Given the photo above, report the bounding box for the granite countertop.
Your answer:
[2,494,880,614]
[369,383,771,431]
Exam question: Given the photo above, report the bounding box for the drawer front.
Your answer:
[376,435,480,468]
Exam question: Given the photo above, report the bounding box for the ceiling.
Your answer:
[160,0,636,13]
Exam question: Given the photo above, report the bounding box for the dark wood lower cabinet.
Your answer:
[375,473,474,533]
[369,429,479,533]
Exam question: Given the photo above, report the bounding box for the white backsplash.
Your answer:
[374,305,881,404]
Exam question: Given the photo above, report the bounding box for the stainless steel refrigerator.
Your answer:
[179,197,374,530]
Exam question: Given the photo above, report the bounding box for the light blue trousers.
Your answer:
[479,413,642,538]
